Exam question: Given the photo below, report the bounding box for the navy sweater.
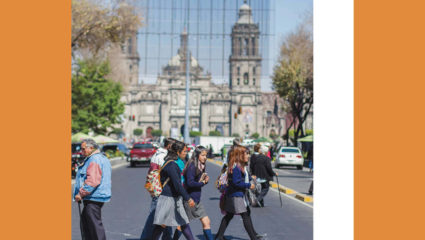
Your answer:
[184,162,206,203]
[160,160,191,201]
[226,165,252,198]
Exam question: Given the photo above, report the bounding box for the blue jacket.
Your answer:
[73,152,112,202]
[226,165,252,198]
[184,162,206,203]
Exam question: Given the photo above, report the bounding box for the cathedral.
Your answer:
[119,2,290,139]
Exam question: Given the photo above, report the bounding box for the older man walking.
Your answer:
[74,138,112,240]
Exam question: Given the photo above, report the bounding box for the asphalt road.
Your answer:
[72,161,313,240]
[274,166,313,196]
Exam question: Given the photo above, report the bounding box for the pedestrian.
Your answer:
[249,143,261,175]
[179,146,213,240]
[140,138,176,240]
[73,138,112,240]
[251,144,278,207]
[215,145,264,240]
[152,141,196,240]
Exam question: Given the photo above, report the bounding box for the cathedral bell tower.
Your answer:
[229,1,261,91]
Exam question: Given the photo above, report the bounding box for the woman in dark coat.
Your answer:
[251,144,277,207]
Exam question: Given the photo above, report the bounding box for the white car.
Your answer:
[275,147,304,170]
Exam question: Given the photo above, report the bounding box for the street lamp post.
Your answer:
[183,0,190,144]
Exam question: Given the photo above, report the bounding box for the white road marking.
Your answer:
[268,186,313,209]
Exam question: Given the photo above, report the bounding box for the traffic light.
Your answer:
[132,115,135,121]
[234,113,238,119]
[238,106,242,114]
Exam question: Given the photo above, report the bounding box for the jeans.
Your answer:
[257,182,270,206]
[140,197,172,240]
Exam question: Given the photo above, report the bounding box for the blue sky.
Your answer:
[266,0,313,91]
[136,0,313,92]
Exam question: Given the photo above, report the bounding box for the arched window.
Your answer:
[245,38,249,56]
[252,37,256,55]
[253,78,256,86]
[237,78,240,85]
[237,67,240,76]
[239,38,242,55]
[243,73,249,85]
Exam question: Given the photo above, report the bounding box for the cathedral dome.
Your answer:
[168,54,181,66]
[167,54,199,67]
[237,3,254,24]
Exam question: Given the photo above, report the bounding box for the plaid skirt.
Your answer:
[153,195,189,226]
[224,196,248,214]
[184,201,207,221]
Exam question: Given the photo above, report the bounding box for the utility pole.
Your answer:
[183,0,190,144]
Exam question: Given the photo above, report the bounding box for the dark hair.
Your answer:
[163,138,176,149]
[253,143,261,153]
[165,140,187,161]
[183,145,207,176]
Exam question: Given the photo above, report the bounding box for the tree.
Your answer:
[250,132,259,139]
[72,59,125,135]
[272,13,313,145]
[209,131,222,137]
[133,128,143,136]
[190,131,202,137]
[72,0,142,58]
[151,129,162,137]
[231,133,240,137]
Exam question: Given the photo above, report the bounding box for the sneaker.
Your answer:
[256,233,267,238]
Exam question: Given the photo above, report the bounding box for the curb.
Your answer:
[295,193,313,203]
[207,158,313,203]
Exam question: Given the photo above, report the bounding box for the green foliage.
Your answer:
[109,128,124,136]
[151,129,162,137]
[133,128,143,136]
[231,133,240,137]
[306,129,313,136]
[269,132,278,139]
[250,132,259,139]
[209,131,222,136]
[190,131,202,137]
[72,59,125,135]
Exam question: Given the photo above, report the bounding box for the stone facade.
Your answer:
[121,3,290,139]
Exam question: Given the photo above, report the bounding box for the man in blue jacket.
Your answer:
[74,138,112,240]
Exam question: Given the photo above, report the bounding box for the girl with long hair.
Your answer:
[178,146,213,240]
[215,145,262,240]
[152,141,195,240]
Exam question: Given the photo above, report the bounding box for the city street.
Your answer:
[274,166,314,196]
[72,161,313,240]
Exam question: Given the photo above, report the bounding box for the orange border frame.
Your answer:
[0,0,71,238]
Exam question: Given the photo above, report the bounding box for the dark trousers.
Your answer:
[257,182,270,206]
[82,200,106,240]
[215,211,257,240]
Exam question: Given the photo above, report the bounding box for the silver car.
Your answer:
[275,147,304,170]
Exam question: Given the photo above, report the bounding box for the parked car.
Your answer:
[275,147,304,170]
[129,142,156,167]
[71,143,84,178]
[101,143,130,160]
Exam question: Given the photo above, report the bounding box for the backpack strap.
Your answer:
[159,160,174,188]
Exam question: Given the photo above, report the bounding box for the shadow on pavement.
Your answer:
[209,197,220,200]
[196,234,248,240]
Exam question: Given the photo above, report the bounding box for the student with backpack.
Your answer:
[152,141,196,240]
[140,138,176,240]
[178,146,213,240]
[215,145,264,240]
